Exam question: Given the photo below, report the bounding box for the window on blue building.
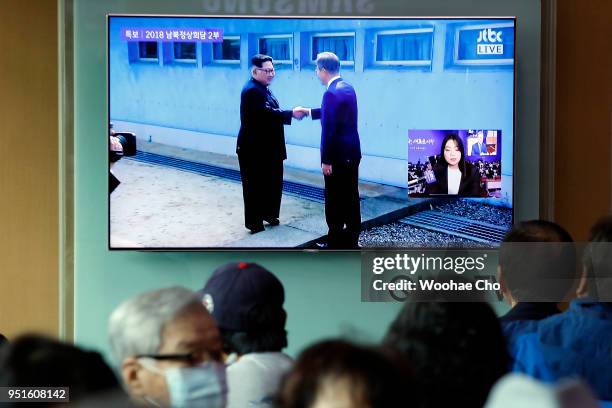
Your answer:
[213,36,240,62]
[173,42,196,61]
[138,41,159,60]
[374,28,433,66]
[258,35,292,64]
[311,33,355,64]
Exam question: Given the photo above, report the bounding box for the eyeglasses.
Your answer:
[256,68,275,74]
[136,350,222,364]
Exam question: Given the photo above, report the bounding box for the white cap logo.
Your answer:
[202,294,214,313]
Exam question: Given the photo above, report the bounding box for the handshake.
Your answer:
[292,106,310,120]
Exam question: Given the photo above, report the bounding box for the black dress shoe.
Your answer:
[248,224,265,234]
[264,218,280,226]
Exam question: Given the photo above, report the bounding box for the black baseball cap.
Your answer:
[198,262,285,332]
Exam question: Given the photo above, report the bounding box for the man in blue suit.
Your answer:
[470,131,488,156]
[305,52,361,249]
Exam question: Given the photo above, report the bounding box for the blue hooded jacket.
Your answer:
[513,300,612,400]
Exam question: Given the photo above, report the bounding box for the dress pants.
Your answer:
[324,161,361,248]
[238,154,284,229]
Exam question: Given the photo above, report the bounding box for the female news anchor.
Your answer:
[425,133,482,196]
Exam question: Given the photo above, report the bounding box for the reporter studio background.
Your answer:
[108,16,515,249]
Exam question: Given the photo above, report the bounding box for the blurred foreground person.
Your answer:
[0,334,126,407]
[485,374,599,408]
[199,262,292,408]
[276,339,415,408]
[383,301,509,408]
[108,286,226,407]
[512,215,612,401]
[498,220,577,351]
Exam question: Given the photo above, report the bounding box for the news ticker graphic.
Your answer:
[120,28,224,42]
[0,387,69,403]
[361,244,612,302]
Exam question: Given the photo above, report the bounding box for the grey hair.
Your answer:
[108,286,202,364]
[316,52,340,74]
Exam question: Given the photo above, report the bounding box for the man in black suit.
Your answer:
[237,54,306,234]
[306,52,361,248]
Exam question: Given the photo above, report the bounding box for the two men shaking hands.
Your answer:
[237,52,361,249]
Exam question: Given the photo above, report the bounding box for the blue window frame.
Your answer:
[212,36,240,63]
[374,28,434,66]
[173,42,196,62]
[138,41,158,60]
[311,33,355,65]
[258,35,292,64]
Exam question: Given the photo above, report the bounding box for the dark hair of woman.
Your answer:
[276,339,416,408]
[439,133,467,173]
[383,301,510,408]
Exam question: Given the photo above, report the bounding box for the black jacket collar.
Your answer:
[500,302,560,323]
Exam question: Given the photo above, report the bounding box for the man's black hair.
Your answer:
[383,301,509,408]
[583,214,612,301]
[499,220,577,302]
[251,54,273,68]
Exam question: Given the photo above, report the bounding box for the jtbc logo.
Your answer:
[477,28,503,43]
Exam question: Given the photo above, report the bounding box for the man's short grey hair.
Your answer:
[108,286,202,364]
[316,52,340,74]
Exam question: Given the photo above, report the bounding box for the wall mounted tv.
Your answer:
[108,15,515,250]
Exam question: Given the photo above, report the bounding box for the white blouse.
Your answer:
[447,167,461,194]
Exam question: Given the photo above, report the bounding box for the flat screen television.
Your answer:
[108,15,515,250]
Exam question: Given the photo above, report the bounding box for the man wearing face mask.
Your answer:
[108,286,227,408]
[198,262,293,408]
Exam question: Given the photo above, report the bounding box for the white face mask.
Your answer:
[141,359,227,408]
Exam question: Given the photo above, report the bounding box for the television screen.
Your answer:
[108,15,515,250]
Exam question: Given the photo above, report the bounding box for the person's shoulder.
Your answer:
[465,161,480,176]
[323,87,338,101]
[336,79,355,92]
[239,351,293,366]
[242,79,262,94]
[228,352,293,377]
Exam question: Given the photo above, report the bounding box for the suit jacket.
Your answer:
[311,78,361,165]
[426,162,482,196]
[471,142,487,155]
[237,78,292,160]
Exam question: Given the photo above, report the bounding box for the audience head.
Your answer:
[276,339,415,408]
[0,334,121,406]
[108,286,225,407]
[579,214,612,300]
[485,374,599,408]
[499,220,577,303]
[383,301,509,408]
[199,262,287,357]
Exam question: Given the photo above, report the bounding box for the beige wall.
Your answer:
[0,0,59,338]
[554,0,612,240]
